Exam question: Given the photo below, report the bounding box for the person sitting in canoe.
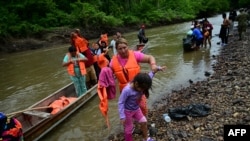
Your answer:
[0,112,23,141]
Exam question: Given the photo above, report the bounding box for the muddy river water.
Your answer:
[0,14,228,140]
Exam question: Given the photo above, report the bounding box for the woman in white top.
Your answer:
[110,34,118,55]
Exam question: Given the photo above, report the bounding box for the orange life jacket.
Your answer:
[93,53,109,68]
[100,33,108,46]
[93,54,97,63]
[74,36,88,53]
[49,96,77,115]
[97,83,110,128]
[97,53,109,69]
[111,50,140,91]
[67,53,86,76]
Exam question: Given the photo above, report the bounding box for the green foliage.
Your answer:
[121,15,140,25]
[239,0,250,7]
[0,0,236,39]
[8,22,43,38]
[165,9,178,22]
[70,2,122,29]
[0,7,19,37]
[201,0,229,15]
[146,10,166,22]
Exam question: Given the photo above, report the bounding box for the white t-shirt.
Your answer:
[110,39,117,55]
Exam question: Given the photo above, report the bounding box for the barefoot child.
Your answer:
[118,66,165,141]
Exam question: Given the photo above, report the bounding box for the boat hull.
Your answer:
[13,83,97,141]
[136,44,148,53]
[183,37,194,52]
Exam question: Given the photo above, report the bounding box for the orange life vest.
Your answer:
[93,54,97,63]
[93,53,109,68]
[49,96,77,115]
[97,53,109,69]
[74,36,88,53]
[67,53,86,76]
[97,83,110,128]
[111,50,140,91]
[100,33,108,46]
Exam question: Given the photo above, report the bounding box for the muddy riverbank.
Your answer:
[108,28,250,141]
[0,18,200,53]
[0,26,137,53]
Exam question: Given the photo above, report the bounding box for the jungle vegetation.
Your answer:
[0,0,249,41]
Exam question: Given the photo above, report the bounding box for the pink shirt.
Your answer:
[109,51,144,67]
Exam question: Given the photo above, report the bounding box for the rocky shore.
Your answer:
[108,28,250,141]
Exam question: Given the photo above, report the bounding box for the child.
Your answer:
[203,27,210,48]
[118,66,165,141]
[91,42,109,79]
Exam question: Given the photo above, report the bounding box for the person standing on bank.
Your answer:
[229,8,237,34]
[236,8,248,40]
[138,24,147,44]
[219,13,230,46]
[203,20,213,47]
[62,46,88,97]
[110,37,161,116]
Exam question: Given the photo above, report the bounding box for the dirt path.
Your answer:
[108,28,250,141]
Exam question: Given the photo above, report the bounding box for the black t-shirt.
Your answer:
[229,11,237,21]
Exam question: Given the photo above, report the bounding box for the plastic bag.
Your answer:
[168,104,211,120]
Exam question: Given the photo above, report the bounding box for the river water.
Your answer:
[0,14,225,140]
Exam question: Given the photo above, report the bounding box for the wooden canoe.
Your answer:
[11,83,97,141]
[135,43,148,53]
[182,36,195,52]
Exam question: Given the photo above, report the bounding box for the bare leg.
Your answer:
[140,122,148,140]
[208,36,211,47]
[203,38,207,48]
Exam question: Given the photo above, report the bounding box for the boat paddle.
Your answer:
[6,106,52,117]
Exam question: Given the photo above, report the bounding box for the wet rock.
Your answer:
[204,71,211,77]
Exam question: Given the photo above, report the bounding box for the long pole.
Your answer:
[6,106,51,117]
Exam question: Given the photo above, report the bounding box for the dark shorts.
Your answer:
[195,38,203,46]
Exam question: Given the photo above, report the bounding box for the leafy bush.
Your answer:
[0,0,237,40]
[120,15,140,25]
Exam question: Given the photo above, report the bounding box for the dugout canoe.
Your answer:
[12,83,97,141]
[183,36,195,52]
[135,43,148,53]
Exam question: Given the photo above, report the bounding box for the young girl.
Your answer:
[118,66,165,141]
[203,27,210,48]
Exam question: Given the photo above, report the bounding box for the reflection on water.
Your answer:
[0,14,224,140]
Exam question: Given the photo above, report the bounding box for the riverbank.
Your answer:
[0,18,200,53]
[0,25,141,53]
[108,28,250,141]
